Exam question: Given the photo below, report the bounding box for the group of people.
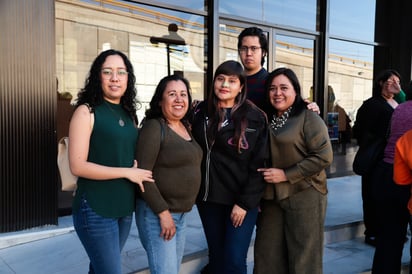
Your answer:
[353,69,412,273]
[68,26,334,274]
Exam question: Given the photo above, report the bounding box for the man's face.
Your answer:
[239,36,264,75]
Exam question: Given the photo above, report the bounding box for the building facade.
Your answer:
[1,0,411,232]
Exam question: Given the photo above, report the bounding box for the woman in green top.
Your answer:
[69,49,154,274]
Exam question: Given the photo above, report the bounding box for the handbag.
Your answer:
[352,138,386,176]
[57,137,78,192]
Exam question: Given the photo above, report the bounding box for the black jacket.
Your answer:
[191,101,268,210]
[353,96,394,147]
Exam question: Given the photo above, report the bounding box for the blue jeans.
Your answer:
[197,201,258,274]
[135,198,187,274]
[73,196,132,274]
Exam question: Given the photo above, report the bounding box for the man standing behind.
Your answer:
[237,27,319,114]
[237,27,270,113]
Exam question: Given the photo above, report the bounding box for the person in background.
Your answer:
[371,80,412,273]
[254,67,333,274]
[352,69,402,246]
[192,60,268,274]
[69,49,154,274]
[393,122,412,274]
[336,103,351,155]
[134,74,203,274]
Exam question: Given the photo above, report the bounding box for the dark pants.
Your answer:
[254,187,326,274]
[409,217,412,274]
[362,172,378,238]
[197,201,258,274]
[371,161,410,274]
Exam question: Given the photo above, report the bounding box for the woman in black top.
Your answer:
[353,69,402,247]
[192,60,268,274]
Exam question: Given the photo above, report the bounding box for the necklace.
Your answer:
[104,101,125,127]
[270,107,292,131]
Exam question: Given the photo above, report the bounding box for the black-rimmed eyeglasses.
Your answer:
[239,46,261,53]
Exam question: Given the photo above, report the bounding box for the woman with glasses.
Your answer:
[69,49,154,274]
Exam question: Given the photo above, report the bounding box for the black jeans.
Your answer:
[362,172,378,238]
[371,161,410,274]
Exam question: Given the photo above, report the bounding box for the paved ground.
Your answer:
[0,175,410,274]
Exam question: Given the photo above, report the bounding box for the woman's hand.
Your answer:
[231,204,247,228]
[127,160,154,192]
[158,210,176,241]
[257,167,287,184]
[304,99,320,114]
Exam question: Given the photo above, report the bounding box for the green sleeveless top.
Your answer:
[72,101,138,218]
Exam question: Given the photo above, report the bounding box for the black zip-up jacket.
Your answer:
[191,101,268,210]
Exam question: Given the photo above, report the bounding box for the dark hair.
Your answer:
[145,74,193,127]
[75,49,139,123]
[372,69,401,97]
[265,67,306,118]
[237,27,268,66]
[207,60,253,153]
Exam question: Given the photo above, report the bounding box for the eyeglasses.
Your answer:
[101,68,128,80]
[239,46,261,54]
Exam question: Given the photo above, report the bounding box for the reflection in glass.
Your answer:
[275,35,314,100]
[330,0,375,41]
[327,38,374,177]
[219,0,316,31]
[328,39,374,120]
[56,0,206,122]
[218,24,243,64]
[80,0,206,12]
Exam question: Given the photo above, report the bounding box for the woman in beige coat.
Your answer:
[254,68,333,274]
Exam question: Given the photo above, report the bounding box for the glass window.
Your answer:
[219,0,316,31]
[141,0,206,11]
[328,39,374,113]
[218,25,246,63]
[327,39,374,177]
[330,0,376,41]
[56,0,206,122]
[275,35,314,100]
[80,0,206,12]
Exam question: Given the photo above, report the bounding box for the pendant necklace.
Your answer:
[104,101,125,127]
